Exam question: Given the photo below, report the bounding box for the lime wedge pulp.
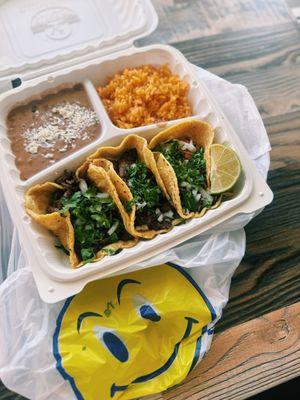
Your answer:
[210,144,241,194]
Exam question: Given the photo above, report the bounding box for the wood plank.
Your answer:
[217,110,300,332]
[140,0,293,44]
[141,21,300,119]
[167,23,300,77]
[265,111,300,171]
[225,65,300,118]
[0,384,23,400]
[145,302,300,400]
[1,1,300,399]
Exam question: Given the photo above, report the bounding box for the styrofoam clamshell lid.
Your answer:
[0,0,157,82]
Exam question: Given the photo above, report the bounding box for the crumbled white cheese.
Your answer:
[43,153,54,159]
[59,145,68,152]
[23,102,99,156]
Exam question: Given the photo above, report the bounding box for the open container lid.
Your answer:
[0,0,158,90]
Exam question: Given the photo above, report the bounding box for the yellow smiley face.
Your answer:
[53,263,215,400]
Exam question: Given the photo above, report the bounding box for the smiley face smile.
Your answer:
[110,316,199,397]
[54,263,215,400]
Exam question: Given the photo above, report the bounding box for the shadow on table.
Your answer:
[249,376,300,399]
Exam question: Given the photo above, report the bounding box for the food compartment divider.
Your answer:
[0,44,273,302]
[17,45,219,187]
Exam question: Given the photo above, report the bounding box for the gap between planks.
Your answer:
[144,302,300,400]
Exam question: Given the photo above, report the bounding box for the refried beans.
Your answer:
[6,84,100,180]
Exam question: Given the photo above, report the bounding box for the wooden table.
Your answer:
[1,0,299,399]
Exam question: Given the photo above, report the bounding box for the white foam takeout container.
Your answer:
[0,0,273,302]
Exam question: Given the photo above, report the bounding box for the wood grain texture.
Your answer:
[1,0,300,398]
[217,110,300,333]
[139,3,300,120]
[226,65,300,118]
[143,0,300,334]
[145,302,300,400]
[173,23,300,71]
[0,385,23,400]
[141,0,292,44]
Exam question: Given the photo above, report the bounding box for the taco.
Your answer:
[25,165,137,268]
[88,135,180,239]
[149,120,221,219]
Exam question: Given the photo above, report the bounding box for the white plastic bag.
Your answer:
[0,67,270,400]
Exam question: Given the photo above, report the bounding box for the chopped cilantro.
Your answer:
[124,161,162,212]
[59,185,125,261]
[55,243,70,256]
[155,139,213,212]
[124,199,134,213]
[104,309,111,317]
[120,158,178,230]
[104,301,115,317]
[81,248,94,261]
[102,248,119,256]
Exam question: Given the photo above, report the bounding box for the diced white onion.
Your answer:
[146,187,161,193]
[79,179,88,193]
[163,210,174,218]
[155,208,162,215]
[181,182,191,190]
[178,139,196,152]
[196,193,201,201]
[108,221,119,236]
[136,201,146,210]
[136,225,148,231]
[192,189,198,198]
[199,188,213,203]
[96,192,110,198]
[157,214,164,222]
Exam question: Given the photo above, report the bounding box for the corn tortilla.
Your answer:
[88,134,177,239]
[25,165,137,268]
[149,120,221,218]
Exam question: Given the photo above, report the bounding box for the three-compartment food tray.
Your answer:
[0,0,273,302]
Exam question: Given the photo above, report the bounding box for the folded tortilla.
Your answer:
[25,181,80,267]
[88,134,179,239]
[149,120,221,219]
[25,164,137,268]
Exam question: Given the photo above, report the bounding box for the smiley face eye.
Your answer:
[139,304,161,322]
[102,332,129,363]
[133,295,161,322]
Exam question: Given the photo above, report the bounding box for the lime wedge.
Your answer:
[210,144,241,194]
